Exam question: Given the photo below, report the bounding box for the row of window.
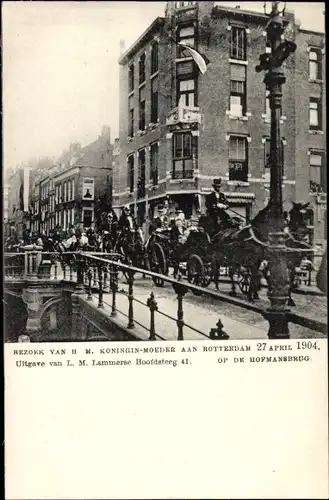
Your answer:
[126,133,326,188]
[54,179,75,204]
[127,143,159,194]
[129,77,159,135]
[128,42,158,92]
[37,208,95,230]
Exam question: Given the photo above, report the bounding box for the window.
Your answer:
[178,79,195,107]
[309,49,321,80]
[309,152,326,193]
[177,24,195,58]
[151,41,158,74]
[230,26,246,61]
[63,182,67,202]
[83,209,93,228]
[68,180,71,201]
[264,137,285,173]
[230,64,246,116]
[127,155,134,193]
[71,180,75,200]
[58,184,62,203]
[139,88,146,131]
[175,1,196,7]
[128,63,134,93]
[309,97,322,130]
[172,132,194,179]
[265,90,271,120]
[150,142,159,185]
[137,149,146,199]
[229,136,248,182]
[129,96,134,136]
[151,77,158,123]
[139,53,146,84]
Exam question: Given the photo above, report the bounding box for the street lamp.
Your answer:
[256,1,296,339]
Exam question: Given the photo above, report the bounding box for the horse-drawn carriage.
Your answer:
[146,201,314,304]
[147,228,180,286]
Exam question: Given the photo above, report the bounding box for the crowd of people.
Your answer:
[3,177,246,254]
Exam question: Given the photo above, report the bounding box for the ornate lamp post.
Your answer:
[256,1,296,339]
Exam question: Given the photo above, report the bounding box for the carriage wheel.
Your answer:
[150,242,167,287]
[187,255,205,296]
[238,270,251,295]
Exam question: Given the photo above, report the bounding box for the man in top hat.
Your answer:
[205,178,231,231]
[175,208,186,224]
[118,205,137,232]
[149,204,169,233]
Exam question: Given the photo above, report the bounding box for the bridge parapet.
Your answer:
[4,251,326,342]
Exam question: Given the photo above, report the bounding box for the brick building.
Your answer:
[30,126,113,234]
[113,1,326,249]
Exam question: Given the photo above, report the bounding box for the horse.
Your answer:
[115,213,146,273]
[182,201,312,303]
[289,201,311,243]
[261,203,314,306]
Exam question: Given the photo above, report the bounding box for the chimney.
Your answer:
[69,142,82,154]
[120,39,125,55]
[101,125,111,141]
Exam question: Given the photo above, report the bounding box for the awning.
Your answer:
[224,192,255,204]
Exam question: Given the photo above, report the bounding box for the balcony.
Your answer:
[171,170,194,180]
[166,105,201,126]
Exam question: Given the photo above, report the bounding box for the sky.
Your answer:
[3,1,325,171]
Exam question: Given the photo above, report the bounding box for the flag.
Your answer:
[19,167,30,212]
[177,43,210,74]
[19,172,24,212]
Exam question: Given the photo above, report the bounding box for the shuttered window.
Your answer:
[230,64,246,116]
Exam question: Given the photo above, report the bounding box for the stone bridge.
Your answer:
[4,246,141,343]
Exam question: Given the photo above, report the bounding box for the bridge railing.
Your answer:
[4,251,326,340]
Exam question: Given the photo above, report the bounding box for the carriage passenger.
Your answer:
[170,218,188,245]
[175,209,186,225]
[151,204,169,232]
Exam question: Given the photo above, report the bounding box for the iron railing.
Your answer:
[4,251,327,339]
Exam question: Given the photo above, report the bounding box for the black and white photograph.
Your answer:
[3,1,327,343]
[3,4,329,500]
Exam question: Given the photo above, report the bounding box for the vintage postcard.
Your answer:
[3,1,328,499]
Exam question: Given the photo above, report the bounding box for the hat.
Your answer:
[157,204,165,211]
[123,205,130,210]
[212,178,222,187]
[176,209,183,213]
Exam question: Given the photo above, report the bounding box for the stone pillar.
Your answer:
[22,245,43,280]
[71,293,86,340]
[22,287,43,341]
[49,307,57,330]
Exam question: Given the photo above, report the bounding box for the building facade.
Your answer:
[113,1,326,249]
[29,127,113,234]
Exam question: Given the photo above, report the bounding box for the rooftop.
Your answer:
[118,16,165,66]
